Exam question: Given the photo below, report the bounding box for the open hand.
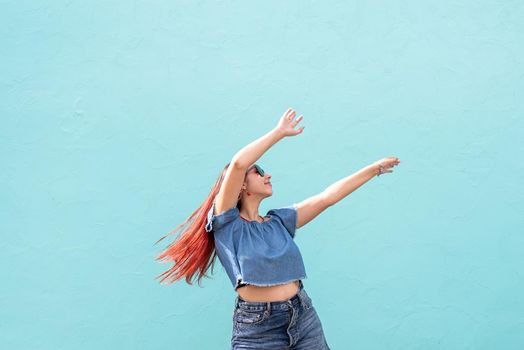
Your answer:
[275,107,305,137]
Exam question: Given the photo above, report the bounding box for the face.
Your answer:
[244,164,272,196]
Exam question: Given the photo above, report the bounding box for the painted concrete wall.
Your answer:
[2,1,523,349]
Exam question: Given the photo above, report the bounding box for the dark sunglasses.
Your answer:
[246,164,265,176]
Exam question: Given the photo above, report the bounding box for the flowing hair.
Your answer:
[153,162,241,286]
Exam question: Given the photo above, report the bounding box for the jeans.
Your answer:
[231,280,331,349]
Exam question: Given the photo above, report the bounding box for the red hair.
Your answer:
[154,162,240,287]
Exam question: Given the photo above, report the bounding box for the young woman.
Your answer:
[155,107,401,349]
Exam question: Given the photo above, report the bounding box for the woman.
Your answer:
[155,108,401,349]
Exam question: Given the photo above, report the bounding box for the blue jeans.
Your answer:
[231,280,331,349]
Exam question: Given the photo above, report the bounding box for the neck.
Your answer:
[239,198,263,221]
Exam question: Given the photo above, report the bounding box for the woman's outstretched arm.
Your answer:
[232,107,304,168]
[321,160,400,206]
[295,158,401,229]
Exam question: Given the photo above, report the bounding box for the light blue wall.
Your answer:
[2,1,523,349]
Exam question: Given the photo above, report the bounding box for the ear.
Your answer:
[237,187,245,200]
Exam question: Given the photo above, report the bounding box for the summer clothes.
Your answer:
[205,199,308,290]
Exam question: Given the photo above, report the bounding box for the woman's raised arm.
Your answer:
[214,108,305,215]
[232,107,304,168]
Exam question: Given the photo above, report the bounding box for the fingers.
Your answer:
[292,115,303,124]
[284,107,294,119]
[292,126,305,135]
[285,107,302,120]
[387,157,401,166]
[283,108,305,136]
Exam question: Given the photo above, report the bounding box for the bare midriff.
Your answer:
[236,280,300,302]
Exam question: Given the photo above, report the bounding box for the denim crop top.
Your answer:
[204,200,308,291]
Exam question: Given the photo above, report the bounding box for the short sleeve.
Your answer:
[267,204,298,238]
[205,200,240,233]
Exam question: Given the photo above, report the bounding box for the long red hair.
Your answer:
[154,162,240,287]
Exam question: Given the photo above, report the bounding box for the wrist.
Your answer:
[369,163,380,176]
[271,127,286,140]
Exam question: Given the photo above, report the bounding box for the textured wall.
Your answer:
[1,1,523,349]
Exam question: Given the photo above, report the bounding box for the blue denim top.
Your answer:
[205,199,308,291]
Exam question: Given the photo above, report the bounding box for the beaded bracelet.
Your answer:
[377,163,385,176]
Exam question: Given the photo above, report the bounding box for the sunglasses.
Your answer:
[246,164,265,177]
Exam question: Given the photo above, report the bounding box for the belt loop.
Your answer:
[266,301,271,315]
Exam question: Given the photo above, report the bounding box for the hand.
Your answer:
[274,107,305,137]
[373,157,401,176]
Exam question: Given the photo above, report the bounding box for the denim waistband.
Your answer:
[234,280,305,311]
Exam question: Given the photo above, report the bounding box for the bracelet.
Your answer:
[377,163,385,176]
